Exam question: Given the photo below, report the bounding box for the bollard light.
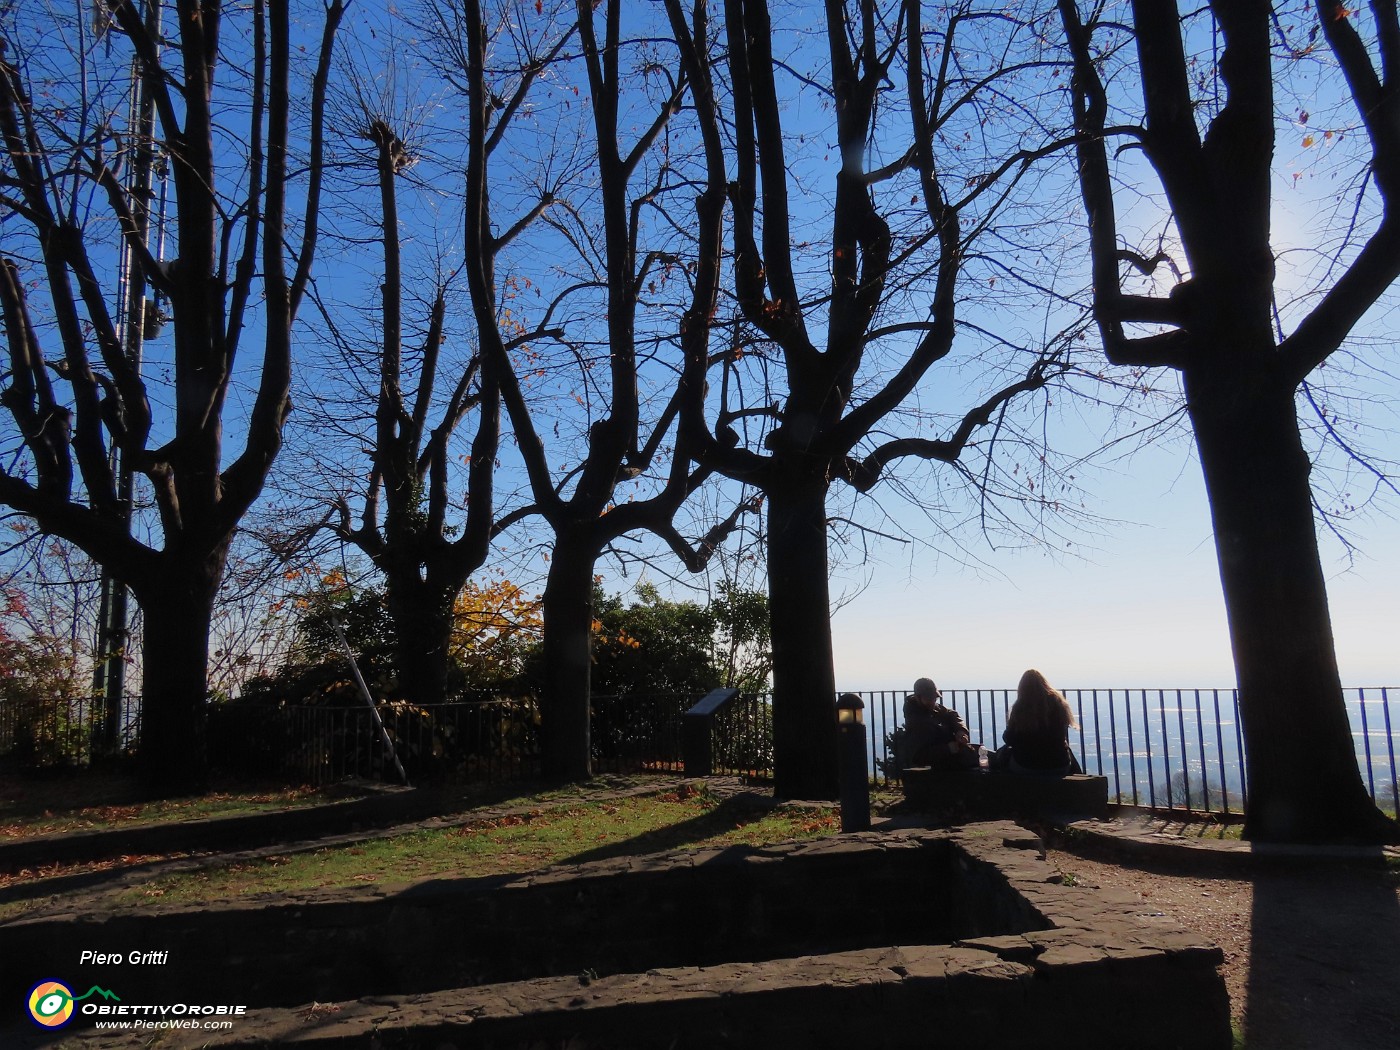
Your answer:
[836,694,865,726]
[835,693,871,832]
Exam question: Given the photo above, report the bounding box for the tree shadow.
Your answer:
[1245,856,1400,1049]
[560,794,790,866]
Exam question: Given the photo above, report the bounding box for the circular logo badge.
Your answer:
[28,980,75,1028]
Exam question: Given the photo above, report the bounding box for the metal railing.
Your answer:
[206,698,541,786]
[4,686,1398,819]
[202,692,774,788]
[0,690,140,769]
[860,686,1400,817]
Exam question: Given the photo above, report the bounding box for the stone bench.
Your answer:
[902,767,1110,819]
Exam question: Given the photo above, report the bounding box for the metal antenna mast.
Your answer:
[93,0,162,755]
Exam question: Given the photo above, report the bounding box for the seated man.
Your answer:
[903,678,980,771]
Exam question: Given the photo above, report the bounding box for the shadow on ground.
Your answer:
[560,793,811,866]
[1246,862,1400,1050]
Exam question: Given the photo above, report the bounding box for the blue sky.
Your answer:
[826,431,1400,692]
[811,7,1400,696]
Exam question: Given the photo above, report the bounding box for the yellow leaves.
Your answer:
[590,621,640,651]
[1302,134,1315,149]
[448,578,544,675]
[285,566,342,586]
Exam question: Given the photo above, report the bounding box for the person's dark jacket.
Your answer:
[904,698,975,769]
[1002,726,1075,773]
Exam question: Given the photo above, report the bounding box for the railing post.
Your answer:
[681,688,739,777]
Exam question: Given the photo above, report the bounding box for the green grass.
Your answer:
[116,789,840,908]
[0,773,379,839]
[0,772,621,840]
[1156,819,1246,841]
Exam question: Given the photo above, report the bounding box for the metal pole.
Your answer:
[329,617,410,787]
[95,0,162,755]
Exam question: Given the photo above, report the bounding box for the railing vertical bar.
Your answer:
[1073,690,1087,776]
[1175,689,1191,813]
[1140,689,1155,809]
[313,707,320,787]
[892,689,901,776]
[1157,689,1171,810]
[1383,687,1399,816]
[1211,690,1229,816]
[1105,690,1122,803]
[301,707,310,786]
[1193,690,1210,813]
[331,707,341,784]
[1232,689,1247,815]
[889,689,899,786]
[1091,689,1103,779]
[1122,689,1139,806]
[1358,688,1376,798]
[1215,690,1231,815]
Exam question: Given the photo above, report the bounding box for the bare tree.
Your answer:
[0,0,343,795]
[670,0,1079,798]
[456,0,756,782]
[310,93,505,706]
[1058,0,1398,842]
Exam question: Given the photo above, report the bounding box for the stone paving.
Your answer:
[6,775,1388,1048]
[11,822,1229,1049]
[1060,812,1400,869]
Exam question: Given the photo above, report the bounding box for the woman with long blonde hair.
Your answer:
[1001,669,1082,774]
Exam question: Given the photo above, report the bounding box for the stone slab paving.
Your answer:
[1060,813,1400,868]
[11,823,1231,1049]
[14,781,1382,1048]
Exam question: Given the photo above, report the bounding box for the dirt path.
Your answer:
[1049,848,1400,1050]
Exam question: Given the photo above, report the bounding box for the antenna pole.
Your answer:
[93,0,161,756]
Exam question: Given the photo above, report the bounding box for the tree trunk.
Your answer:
[766,471,839,800]
[384,575,453,705]
[538,534,597,783]
[132,557,223,799]
[1187,371,1393,842]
